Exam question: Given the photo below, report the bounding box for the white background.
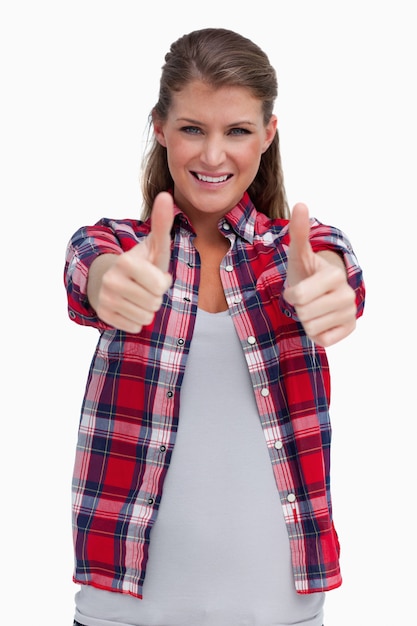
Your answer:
[1,1,415,624]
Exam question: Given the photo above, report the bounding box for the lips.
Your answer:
[193,172,232,183]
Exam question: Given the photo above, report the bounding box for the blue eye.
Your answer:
[229,128,251,136]
[181,126,202,134]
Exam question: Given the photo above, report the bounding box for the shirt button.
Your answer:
[187,262,193,268]
[233,295,242,304]
[287,493,296,503]
[159,445,166,452]
[274,440,283,450]
[177,338,185,346]
[247,336,256,345]
[261,388,269,397]
[225,264,233,272]
[284,308,292,317]
[69,311,76,319]
[167,390,174,398]
[223,222,231,230]
[147,497,155,505]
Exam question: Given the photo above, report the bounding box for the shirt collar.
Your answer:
[223,192,256,244]
[172,191,257,244]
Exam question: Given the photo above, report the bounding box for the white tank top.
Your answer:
[74,308,325,626]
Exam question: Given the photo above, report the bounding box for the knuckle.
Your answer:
[150,295,163,312]
[141,310,155,326]
[130,324,143,334]
[101,270,120,294]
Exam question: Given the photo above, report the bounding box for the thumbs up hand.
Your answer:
[88,191,174,333]
[283,203,357,347]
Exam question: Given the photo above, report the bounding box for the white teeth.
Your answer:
[196,173,228,183]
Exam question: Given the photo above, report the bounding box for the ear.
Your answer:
[152,111,167,147]
[262,114,278,153]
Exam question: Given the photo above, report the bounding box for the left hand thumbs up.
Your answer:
[284,203,357,347]
[285,202,319,287]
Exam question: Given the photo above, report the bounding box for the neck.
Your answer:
[183,208,226,241]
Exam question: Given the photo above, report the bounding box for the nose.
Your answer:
[200,135,226,167]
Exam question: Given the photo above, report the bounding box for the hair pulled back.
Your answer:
[141,28,289,219]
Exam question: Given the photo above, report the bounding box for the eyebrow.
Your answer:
[176,117,257,127]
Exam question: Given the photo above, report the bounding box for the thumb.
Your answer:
[288,202,311,255]
[148,191,175,272]
[286,202,315,285]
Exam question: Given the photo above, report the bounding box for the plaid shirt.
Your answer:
[65,192,365,598]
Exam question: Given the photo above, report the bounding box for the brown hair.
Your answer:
[141,28,289,219]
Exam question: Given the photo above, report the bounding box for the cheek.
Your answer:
[166,148,183,175]
[239,145,263,175]
[167,142,193,169]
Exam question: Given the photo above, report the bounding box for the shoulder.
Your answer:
[69,217,151,253]
[95,217,151,238]
[253,212,290,246]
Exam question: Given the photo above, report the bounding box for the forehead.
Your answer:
[169,80,263,121]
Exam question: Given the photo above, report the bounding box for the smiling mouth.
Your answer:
[193,172,232,183]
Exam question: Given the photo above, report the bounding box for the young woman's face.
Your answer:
[153,80,277,222]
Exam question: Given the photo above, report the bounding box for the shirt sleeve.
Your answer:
[63,218,148,329]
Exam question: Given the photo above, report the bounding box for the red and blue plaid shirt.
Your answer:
[64,192,365,598]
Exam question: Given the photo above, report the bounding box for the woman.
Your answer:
[65,27,365,626]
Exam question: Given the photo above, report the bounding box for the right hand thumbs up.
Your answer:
[89,191,174,333]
